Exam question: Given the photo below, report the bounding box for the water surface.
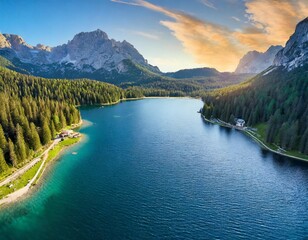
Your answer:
[0,98,307,239]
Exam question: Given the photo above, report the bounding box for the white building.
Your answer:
[236,119,245,127]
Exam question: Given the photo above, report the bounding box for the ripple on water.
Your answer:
[0,99,308,240]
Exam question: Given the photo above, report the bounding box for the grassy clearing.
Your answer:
[46,138,80,164]
[0,136,81,199]
[283,150,308,161]
[250,123,277,149]
[254,123,267,138]
[0,161,42,199]
[252,123,308,161]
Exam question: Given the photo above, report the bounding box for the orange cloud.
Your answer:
[160,18,243,72]
[112,0,308,71]
[235,0,308,51]
[117,0,244,71]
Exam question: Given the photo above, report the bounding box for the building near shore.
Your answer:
[60,130,74,137]
[236,119,245,127]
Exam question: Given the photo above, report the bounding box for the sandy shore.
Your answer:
[0,139,60,205]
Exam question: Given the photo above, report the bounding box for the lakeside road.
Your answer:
[0,139,61,187]
[201,115,308,162]
[0,138,61,205]
[244,131,308,162]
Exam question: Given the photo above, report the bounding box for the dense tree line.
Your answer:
[202,66,308,154]
[119,73,253,96]
[1,55,252,96]
[0,94,80,171]
[0,67,126,172]
[0,67,124,105]
[124,86,186,98]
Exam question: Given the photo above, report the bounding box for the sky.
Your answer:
[0,0,307,72]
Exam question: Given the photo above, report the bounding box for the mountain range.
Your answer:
[236,17,308,74]
[0,29,160,83]
[0,17,307,88]
[0,27,280,86]
[0,29,255,93]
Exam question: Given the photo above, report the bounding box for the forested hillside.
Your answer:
[0,55,252,95]
[202,66,308,154]
[0,67,124,105]
[0,67,124,172]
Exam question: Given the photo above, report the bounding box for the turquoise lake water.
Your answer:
[0,98,307,239]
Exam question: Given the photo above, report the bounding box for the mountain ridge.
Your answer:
[165,67,221,79]
[201,17,308,156]
[235,45,283,74]
[0,29,160,83]
[274,17,308,70]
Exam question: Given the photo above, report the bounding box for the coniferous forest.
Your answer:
[0,67,124,172]
[202,66,308,154]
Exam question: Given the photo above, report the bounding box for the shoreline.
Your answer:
[78,96,202,108]
[0,98,196,207]
[201,114,308,162]
[34,135,85,185]
[0,122,84,207]
[101,96,200,106]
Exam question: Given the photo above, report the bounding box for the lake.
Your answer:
[0,98,307,239]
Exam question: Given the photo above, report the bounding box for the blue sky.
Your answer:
[0,0,306,72]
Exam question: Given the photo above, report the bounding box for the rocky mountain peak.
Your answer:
[35,44,51,52]
[2,34,32,50]
[70,29,109,44]
[0,34,11,48]
[235,45,283,74]
[0,29,160,76]
[274,17,308,70]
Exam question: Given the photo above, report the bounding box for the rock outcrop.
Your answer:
[235,45,283,74]
[0,29,160,78]
[274,17,308,70]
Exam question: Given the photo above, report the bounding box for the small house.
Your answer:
[60,130,74,137]
[236,119,245,127]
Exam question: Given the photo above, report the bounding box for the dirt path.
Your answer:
[0,139,61,205]
[0,139,61,187]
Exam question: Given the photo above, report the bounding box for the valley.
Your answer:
[0,1,307,238]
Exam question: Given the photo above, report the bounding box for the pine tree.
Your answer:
[304,139,308,155]
[29,122,41,151]
[50,121,56,139]
[0,124,8,153]
[288,121,299,150]
[60,112,67,129]
[16,124,27,162]
[0,148,8,173]
[41,120,51,145]
[8,138,18,167]
[300,128,308,154]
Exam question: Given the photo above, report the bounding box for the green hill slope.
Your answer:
[202,66,308,155]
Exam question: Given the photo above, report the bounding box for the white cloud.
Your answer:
[133,31,159,40]
[199,0,217,9]
[231,16,241,22]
